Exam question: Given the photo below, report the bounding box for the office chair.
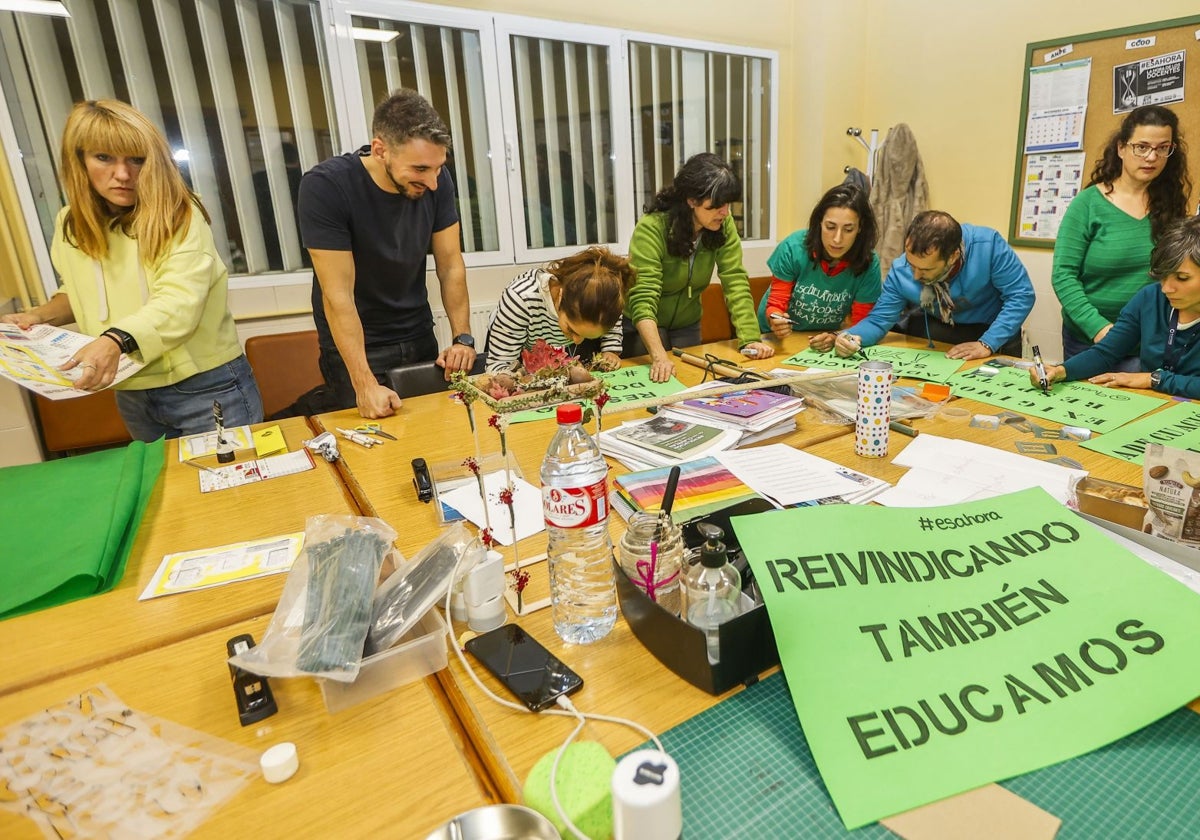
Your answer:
[386,354,486,399]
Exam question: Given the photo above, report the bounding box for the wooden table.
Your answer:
[0,418,359,697]
[0,615,488,839]
[310,338,859,802]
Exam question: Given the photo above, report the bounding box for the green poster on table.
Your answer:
[782,345,965,383]
[1081,401,1200,464]
[945,366,1164,433]
[506,365,685,423]
[731,488,1200,829]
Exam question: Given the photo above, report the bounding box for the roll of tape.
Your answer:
[612,750,681,840]
[261,742,299,784]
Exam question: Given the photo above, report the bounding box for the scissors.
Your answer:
[354,423,398,440]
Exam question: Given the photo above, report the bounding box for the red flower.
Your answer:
[462,457,480,475]
[521,339,574,374]
[595,392,610,410]
[511,567,530,593]
[480,527,496,548]
[498,487,515,507]
[488,414,501,430]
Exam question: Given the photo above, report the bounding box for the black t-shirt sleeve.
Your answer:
[299,166,352,251]
[432,167,460,234]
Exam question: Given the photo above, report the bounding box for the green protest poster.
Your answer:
[506,365,685,423]
[945,366,1164,433]
[782,345,966,383]
[731,488,1200,829]
[1081,401,1200,464]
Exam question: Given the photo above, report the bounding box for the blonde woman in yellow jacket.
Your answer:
[3,100,261,441]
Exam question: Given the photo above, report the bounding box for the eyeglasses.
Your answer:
[1127,142,1176,159]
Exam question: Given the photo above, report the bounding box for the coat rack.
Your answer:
[843,127,880,181]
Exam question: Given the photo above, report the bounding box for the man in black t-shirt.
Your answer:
[299,89,477,418]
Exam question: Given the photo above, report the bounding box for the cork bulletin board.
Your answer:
[1008,15,1200,248]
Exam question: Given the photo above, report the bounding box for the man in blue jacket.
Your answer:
[833,210,1034,361]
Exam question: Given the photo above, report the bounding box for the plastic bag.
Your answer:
[1143,444,1200,547]
[230,515,396,682]
[792,375,943,425]
[365,522,472,656]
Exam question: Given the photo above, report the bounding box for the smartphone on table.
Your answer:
[464,624,584,712]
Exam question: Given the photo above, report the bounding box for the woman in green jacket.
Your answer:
[623,153,773,382]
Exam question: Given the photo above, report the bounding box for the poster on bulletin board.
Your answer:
[1008,15,1200,248]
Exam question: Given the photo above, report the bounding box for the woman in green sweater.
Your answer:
[1052,105,1191,366]
[623,153,773,382]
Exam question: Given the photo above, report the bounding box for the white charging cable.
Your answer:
[442,545,665,840]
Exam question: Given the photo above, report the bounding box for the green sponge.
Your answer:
[524,741,616,840]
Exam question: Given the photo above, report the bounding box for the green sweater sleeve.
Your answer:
[714,215,760,346]
[1051,187,1109,342]
[626,213,669,325]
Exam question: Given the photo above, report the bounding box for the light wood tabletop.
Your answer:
[0,417,359,697]
[0,614,489,839]
[310,332,1175,800]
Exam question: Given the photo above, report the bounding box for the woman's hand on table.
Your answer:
[741,341,774,360]
[60,337,121,391]
[597,351,622,371]
[1087,370,1152,390]
[808,331,837,352]
[648,353,676,383]
[946,341,992,361]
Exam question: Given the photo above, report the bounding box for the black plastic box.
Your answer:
[614,498,780,695]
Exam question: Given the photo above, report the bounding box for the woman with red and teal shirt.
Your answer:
[758,184,880,352]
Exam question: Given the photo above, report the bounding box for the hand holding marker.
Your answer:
[1031,345,1051,396]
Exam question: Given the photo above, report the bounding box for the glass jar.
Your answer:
[618,512,684,616]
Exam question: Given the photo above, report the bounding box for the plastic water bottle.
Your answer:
[542,402,617,644]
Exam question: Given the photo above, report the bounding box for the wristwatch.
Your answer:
[101,327,138,354]
[1150,369,1163,391]
[452,333,475,349]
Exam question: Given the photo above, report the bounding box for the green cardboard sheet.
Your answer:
[1080,401,1200,464]
[628,671,1200,838]
[506,365,685,423]
[945,366,1164,433]
[730,489,1200,829]
[0,439,164,619]
[782,345,966,383]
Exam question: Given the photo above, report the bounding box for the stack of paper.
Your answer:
[660,382,805,435]
[600,415,743,470]
[611,456,763,523]
[714,444,890,507]
[873,433,1087,507]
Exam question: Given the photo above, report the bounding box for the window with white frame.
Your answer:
[0,0,776,296]
[0,0,337,286]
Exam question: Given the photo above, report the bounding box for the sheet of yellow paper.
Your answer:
[253,424,288,457]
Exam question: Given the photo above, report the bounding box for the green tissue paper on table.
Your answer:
[0,438,164,619]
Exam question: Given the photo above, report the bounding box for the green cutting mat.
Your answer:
[629,673,1200,838]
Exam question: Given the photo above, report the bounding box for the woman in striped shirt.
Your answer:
[485,246,636,372]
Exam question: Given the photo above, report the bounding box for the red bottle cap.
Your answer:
[556,402,582,424]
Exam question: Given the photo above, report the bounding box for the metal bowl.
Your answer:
[424,804,561,840]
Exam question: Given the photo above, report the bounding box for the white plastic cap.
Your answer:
[261,742,299,784]
[612,749,681,840]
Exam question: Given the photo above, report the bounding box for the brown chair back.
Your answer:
[245,330,324,419]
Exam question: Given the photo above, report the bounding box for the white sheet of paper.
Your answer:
[874,468,995,508]
[890,434,1086,504]
[440,471,544,545]
[715,443,874,505]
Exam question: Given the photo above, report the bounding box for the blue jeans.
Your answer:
[1061,327,1142,372]
[115,355,263,442]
